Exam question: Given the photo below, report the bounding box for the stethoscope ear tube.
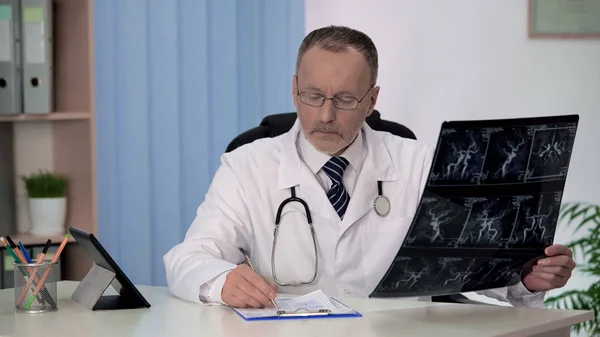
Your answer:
[272,186,317,286]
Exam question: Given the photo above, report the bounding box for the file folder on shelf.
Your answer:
[21,0,52,114]
[0,0,22,115]
[0,248,4,289]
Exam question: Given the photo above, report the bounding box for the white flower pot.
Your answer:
[28,197,67,236]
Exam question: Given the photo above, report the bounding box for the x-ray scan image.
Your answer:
[427,123,577,186]
[508,193,561,249]
[371,115,579,299]
[404,196,469,248]
[457,196,518,249]
[527,127,576,181]
[374,256,528,297]
[481,127,531,184]
[429,129,487,185]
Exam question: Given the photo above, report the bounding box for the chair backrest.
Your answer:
[225,110,416,153]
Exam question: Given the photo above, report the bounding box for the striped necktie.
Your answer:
[322,157,350,219]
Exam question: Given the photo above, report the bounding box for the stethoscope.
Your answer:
[270,181,390,286]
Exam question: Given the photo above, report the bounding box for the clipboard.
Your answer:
[230,297,362,321]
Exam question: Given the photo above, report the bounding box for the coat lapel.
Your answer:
[338,124,400,236]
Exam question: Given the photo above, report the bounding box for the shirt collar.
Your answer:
[297,128,366,176]
[278,120,398,190]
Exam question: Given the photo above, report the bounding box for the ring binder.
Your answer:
[21,0,53,113]
[0,0,22,115]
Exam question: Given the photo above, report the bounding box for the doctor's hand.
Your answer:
[221,264,278,308]
[522,244,576,292]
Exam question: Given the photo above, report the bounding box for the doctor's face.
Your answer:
[293,47,379,156]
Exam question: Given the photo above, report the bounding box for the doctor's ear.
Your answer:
[367,86,380,115]
[292,75,298,106]
[292,75,299,105]
[370,86,380,106]
[292,75,298,94]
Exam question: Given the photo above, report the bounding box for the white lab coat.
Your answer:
[163,120,545,307]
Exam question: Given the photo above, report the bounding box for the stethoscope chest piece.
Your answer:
[373,195,390,217]
[374,180,390,217]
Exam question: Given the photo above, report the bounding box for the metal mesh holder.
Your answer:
[13,261,59,313]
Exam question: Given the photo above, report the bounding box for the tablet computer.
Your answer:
[69,226,151,310]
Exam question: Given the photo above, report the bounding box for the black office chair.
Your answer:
[225,110,416,153]
[225,110,485,305]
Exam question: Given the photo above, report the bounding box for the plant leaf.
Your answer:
[547,201,600,335]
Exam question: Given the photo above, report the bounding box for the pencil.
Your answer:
[17,239,52,305]
[0,237,20,263]
[5,236,28,266]
[0,237,47,306]
[244,254,278,308]
[24,234,70,310]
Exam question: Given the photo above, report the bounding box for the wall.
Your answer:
[12,123,53,234]
[94,0,305,286]
[306,0,600,313]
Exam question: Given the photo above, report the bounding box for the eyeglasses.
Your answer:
[296,77,373,110]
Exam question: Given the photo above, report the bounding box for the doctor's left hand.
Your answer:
[522,244,576,292]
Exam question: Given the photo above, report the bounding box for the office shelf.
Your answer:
[0,0,96,284]
[0,112,91,122]
[2,232,76,246]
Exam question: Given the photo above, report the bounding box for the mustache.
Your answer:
[311,123,342,135]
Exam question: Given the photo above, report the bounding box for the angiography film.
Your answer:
[370,114,579,298]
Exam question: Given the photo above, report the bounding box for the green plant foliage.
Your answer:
[21,170,68,198]
[545,201,600,336]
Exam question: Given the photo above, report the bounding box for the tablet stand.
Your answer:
[71,263,148,310]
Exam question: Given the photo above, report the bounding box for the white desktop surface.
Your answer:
[0,281,593,337]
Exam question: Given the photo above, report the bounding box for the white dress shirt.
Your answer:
[297,129,367,195]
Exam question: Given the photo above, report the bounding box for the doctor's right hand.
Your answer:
[221,264,278,308]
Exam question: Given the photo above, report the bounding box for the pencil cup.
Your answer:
[13,260,59,313]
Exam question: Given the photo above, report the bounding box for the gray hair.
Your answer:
[296,25,379,87]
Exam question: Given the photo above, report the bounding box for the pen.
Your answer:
[243,253,278,308]
[24,233,70,310]
[19,241,33,263]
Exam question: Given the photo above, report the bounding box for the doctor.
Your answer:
[164,25,575,309]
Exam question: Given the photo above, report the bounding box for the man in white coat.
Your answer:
[164,26,575,309]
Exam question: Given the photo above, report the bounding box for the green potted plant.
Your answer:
[544,201,600,336]
[21,170,68,235]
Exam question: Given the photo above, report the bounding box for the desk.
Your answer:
[0,281,594,337]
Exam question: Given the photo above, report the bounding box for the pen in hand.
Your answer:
[243,252,278,308]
